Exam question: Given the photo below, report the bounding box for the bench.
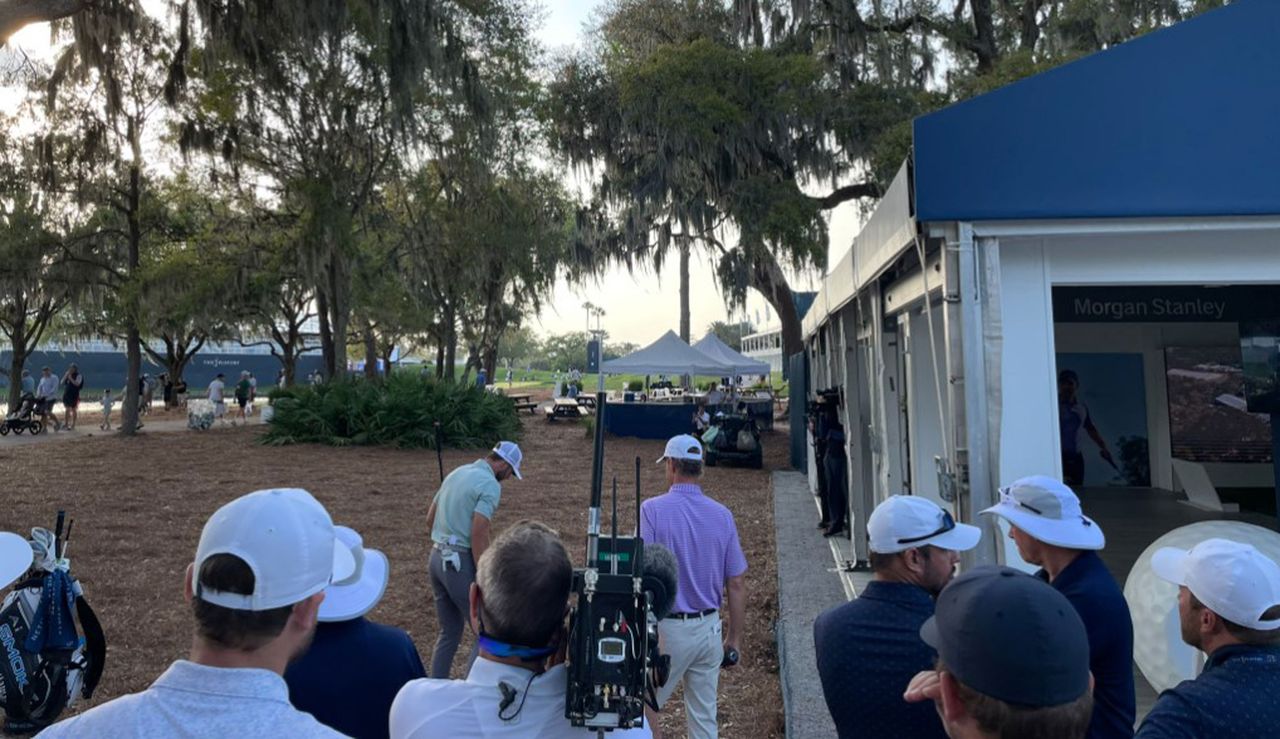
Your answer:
[514,401,539,414]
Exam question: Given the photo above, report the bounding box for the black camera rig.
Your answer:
[565,388,673,733]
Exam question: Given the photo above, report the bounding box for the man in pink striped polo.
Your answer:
[640,434,748,739]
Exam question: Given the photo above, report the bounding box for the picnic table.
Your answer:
[504,392,538,414]
[545,397,589,421]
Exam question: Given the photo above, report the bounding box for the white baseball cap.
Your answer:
[192,488,356,611]
[0,532,33,591]
[868,495,982,554]
[1152,538,1280,631]
[657,434,703,464]
[981,475,1105,550]
[492,441,523,479]
[318,526,388,623]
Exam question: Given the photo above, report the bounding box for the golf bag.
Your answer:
[0,523,106,735]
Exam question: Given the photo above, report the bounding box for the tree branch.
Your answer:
[0,0,86,43]
[812,181,882,209]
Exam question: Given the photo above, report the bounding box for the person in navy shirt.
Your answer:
[814,495,982,739]
[983,476,1135,739]
[286,526,425,739]
[1135,538,1280,739]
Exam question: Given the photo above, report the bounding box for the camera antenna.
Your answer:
[634,456,641,536]
[610,478,619,575]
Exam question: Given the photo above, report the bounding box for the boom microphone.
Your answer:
[640,543,678,620]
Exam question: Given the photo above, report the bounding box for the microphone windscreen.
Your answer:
[640,542,679,619]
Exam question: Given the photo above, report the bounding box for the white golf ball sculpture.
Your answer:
[187,399,215,431]
[1124,520,1280,693]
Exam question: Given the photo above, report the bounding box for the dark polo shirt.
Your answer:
[1038,550,1136,739]
[285,618,426,739]
[813,580,947,739]
[1135,644,1280,739]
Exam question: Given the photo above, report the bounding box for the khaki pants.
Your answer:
[656,615,723,739]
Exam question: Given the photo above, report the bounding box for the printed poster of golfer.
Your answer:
[1165,346,1271,464]
[1056,353,1151,487]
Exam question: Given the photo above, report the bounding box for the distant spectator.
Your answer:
[310,370,322,387]
[35,488,354,738]
[36,366,61,431]
[208,373,227,424]
[20,369,35,397]
[1134,538,1280,738]
[61,364,84,431]
[904,566,1094,739]
[100,389,114,431]
[475,367,487,389]
[142,373,156,414]
[174,378,189,408]
[248,373,258,415]
[286,526,424,739]
[161,374,174,408]
[234,371,252,425]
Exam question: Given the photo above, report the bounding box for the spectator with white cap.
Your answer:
[37,488,355,738]
[425,440,523,678]
[641,433,748,739]
[981,475,1135,739]
[904,566,1095,739]
[814,495,982,739]
[1135,538,1280,738]
[286,525,426,739]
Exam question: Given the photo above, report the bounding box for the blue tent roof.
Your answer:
[913,0,1280,222]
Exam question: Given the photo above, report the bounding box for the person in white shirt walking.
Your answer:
[35,366,61,431]
[390,521,650,739]
[208,373,227,425]
[36,487,356,738]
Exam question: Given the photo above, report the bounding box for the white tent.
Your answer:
[601,330,736,376]
[692,333,771,376]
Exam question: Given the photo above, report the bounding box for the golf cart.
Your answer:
[703,412,763,469]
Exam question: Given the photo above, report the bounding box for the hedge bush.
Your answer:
[262,374,521,449]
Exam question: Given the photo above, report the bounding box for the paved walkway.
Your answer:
[772,471,847,739]
[0,406,267,447]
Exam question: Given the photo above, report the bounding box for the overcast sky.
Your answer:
[3,1,861,346]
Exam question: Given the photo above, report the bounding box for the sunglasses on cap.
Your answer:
[898,509,956,545]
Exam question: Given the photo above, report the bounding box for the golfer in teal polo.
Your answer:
[424,440,523,678]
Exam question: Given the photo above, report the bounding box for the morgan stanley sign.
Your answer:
[1053,286,1280,324]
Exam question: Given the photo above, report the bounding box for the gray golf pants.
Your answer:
[428,546,479,678]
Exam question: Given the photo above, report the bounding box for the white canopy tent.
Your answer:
[601,330,736,376]
[692,334,771,376]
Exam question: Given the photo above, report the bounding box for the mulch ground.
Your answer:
[0,400,787,738]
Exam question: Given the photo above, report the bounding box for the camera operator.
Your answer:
[390,521,651,738]
[641,435,748,739]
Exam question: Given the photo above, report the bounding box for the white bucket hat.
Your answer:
[319,526,389,622]
[981,475,1105,550]
[868,495,983,554]
[1153,538,1280,631]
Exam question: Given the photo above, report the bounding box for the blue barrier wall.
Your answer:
[0,350,325,391]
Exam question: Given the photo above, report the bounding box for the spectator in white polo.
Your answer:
[36,488,355,738]
[390,521,651,738]
[641,434,748,739]
[1135,538,1280,738]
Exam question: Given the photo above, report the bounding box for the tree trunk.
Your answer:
[434,337,445,380]
[327,250,349,379]
[362,321,378,380]
[443,308,457,382]
[6,341,26,412]
[679,243,691,343]
[750,250,803,361]
[317,290,334,380]
[121,146,143,436]
[971,0,999,73]
[381,347,395,379]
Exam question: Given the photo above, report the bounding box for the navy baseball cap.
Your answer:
[920,566,1090,707]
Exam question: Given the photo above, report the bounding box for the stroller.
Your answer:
[1,394,47,436]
